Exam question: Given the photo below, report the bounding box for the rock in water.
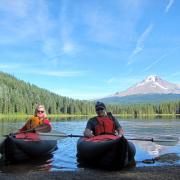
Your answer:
[154,153,180,164]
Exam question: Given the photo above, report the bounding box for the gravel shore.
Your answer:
[0,165,180,180]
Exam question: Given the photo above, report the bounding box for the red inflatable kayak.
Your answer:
[77,134,136,170]
[1,132,57,162]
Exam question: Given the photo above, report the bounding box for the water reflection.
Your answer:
[0,117,180,172]
[0,154,54,173]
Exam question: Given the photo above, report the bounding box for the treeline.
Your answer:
[0,72,95,115]
[0,71,180,116]
[106,102,180,117]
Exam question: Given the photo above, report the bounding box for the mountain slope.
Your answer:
[114,75,180,97]
[100,94,180,104]
[99,75,180,104]
[0,71,94,114]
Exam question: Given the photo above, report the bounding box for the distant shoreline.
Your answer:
[0,113,180,120]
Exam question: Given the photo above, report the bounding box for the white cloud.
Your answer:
[0,62,85,77]
[106,76,141,92]
[0,0,29,18]
[57,1,79,56]
[42,38,60,56]
[0,0,54,43]
[27,70,85,77]
[170,72,180,77]
[168,72,180,86]
[0,0,79,63]
[107,77,140,84]
[82,0,145,48]
[128,23,153,65]
[62,42,75,54]
[0,63,21,69]
[50,57,60,67]
[0,64,11,69]
[51,88,109,100]
[143,53,167,72]
[165,0,174,13]
[143,46,180,72]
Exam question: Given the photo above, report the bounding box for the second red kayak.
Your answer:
[76,134,136,170]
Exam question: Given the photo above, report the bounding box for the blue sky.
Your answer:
[0,0,180,100]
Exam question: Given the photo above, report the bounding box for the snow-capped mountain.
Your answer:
[98,75,180,104]
[113,75,180,97]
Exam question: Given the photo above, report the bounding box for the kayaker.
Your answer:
[84,101,124,137]
[19,105,51,133]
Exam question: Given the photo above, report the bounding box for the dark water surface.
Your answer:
[0,117,180,172]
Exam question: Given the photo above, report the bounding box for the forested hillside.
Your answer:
[0,72,94,115]
[0,71,180,116]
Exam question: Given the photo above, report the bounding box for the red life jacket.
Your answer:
[95,116,115,135]
[20,116,50,132]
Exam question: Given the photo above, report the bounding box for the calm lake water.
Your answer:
[0,117,180,173]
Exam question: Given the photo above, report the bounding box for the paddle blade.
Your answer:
[38,132,68,141]
[38,132,84,140]
[127,135,179,146]
[153,136,179,146]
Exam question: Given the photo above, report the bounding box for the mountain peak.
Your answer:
[113,75,180,97]
[97,75,180,104]
[145,75,159,82]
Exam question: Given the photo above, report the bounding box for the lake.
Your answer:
[0,117,180,172]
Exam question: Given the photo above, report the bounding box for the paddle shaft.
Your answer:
[39,133,84,138]
[3,125,50,137]
[39,133,151,140]
[38,133,178,143]
[14,128,35,135]
[127,138,176,142]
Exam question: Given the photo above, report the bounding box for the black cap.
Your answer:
[95,101,106,109]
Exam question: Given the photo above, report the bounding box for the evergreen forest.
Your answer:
[0,71,180,117]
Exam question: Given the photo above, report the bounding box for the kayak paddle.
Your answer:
[3,125,52,137]
[38,132,179,146]
[127,136,179,146]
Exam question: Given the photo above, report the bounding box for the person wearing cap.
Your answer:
[84,101,124,137]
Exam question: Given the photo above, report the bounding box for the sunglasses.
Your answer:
[96,108,104,111]
[37,110,44,113]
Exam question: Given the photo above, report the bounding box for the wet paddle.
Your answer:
[38,132,84,141]
[38,132,179,146]
[127,136,179,146]
[3,125,51,137]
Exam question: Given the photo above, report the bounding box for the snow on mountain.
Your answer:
[112,75,180,97]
